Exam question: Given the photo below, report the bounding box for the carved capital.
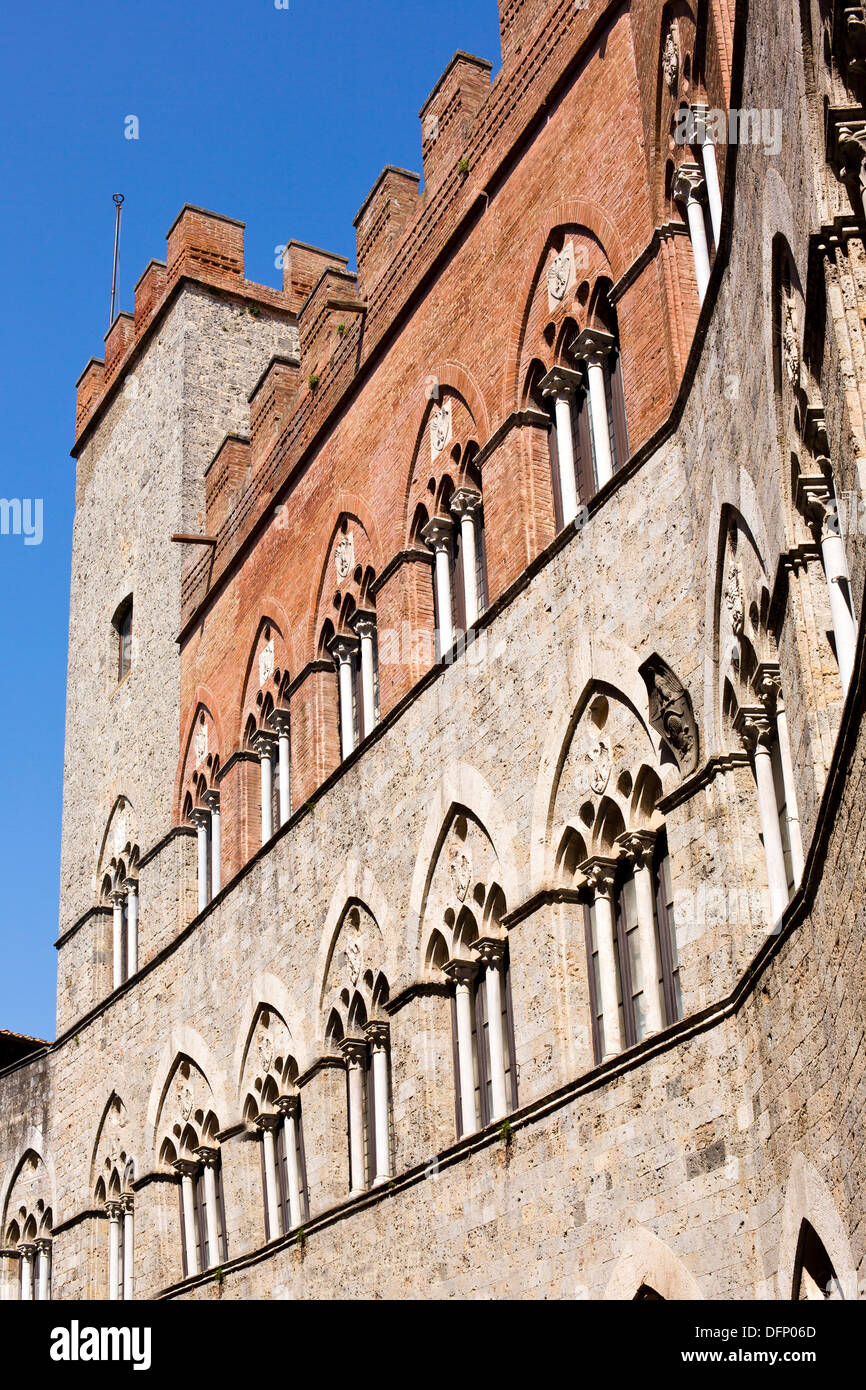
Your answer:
[443,957,479,986]
[194,1145,220,1169]
[340,1036,368,1068]
[472,936,507,969]
[421,515,454,552]
[350,609,378,642]
[615,830,657,868]
[104,1200,122,1221]
[17,1242,36,1260]
[450,487,483,521]
[172,1158,199,1179]
[364,1019,391,1052]
[269,707,291,735]
[672,161,706,206]
[835,120,866,187]
[734,704,774,752]
[200,787,220,812]
[538,364,584,402]
[569,327,616,367]
[580,855,619,896]
[275,1094,300,1121]
[119,1194,134,1214]
[189,804,211,829]
[252,729,277,760]
[327,634,359,667]
[34,1236,53,1254]
[254,1112,280,1134]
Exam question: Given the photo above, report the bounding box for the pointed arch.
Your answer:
[604,1227,704,1300]
[777,1152,857,1299]
[145,1025,231,1162]
[1,1137,57,1236]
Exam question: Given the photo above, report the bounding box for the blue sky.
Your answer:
[0,0,502,1040]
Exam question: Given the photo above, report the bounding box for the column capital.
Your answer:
[734,704,775,752]
[421,514,454,551]
[252,729,277,760]
[339,1036,368,1067]
[580,855,619,895]
[17,1241,36,1259]
[672,161,706,206]
[569,327,615,366]
[108,885,127,905]
[189,805,211,829]
[275,1093,300,1121]
[122,875,139,897]
[753,660,782,710]
[364,1019,391,1052]
[833,118,866,188]
[349,608,378,641]
[201,786,220,811]
[615,830,657,868]
[194,1145,220,1169]
[119,1194,134,1214]
[254,1112,280,1134]
[538,364,584,401]
[34,1236,52,1254]
[269,707,291,735]
[172,1158,199,1179]
[450,487,483,520]
[443,957,479,986]
[327,633,359,666]
[104,1200,122,1220]
[795,472,839,536]
[472,936,507,969]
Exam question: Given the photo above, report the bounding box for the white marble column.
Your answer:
[192,808,210,915]
[450,488,483,629]
[800,476,858,694]
[18,1243,34,1302]
[755,663,805,888]
[571,328,616,490]
[121,1197,134,1301]
[737,709,790,923]
[107,1203,121,1300]
[617,832,665,1036]
[254,733,276,844]
[422,515,455,659]
[673,163,711,304]
[583,858,623,1059]
[35,1239,51,1302]
[125,879,138,977]
[444,959,479,1136]
[277,1095,304,1228]
[257,1116,281,1239]
[111,888,125,990]
[329,637,358,759]
[691,104,722,244]
[197,1149,221,1269]
[175,1162,199,1277]
[203,791,221,898]
[540,365,583,524]
[365,1021,392,1184]
[341,1039,368,1194]
[352,613,379,738]
[473,939,510,1121]
[271,711,292,826]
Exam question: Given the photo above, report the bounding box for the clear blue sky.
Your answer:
[0,0,502,1040]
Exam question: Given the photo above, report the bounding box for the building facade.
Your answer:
[1,0,865,1300]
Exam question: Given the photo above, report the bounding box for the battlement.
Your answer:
[419,52,493,194]
[354,166,421,299]
[74,205,298,449]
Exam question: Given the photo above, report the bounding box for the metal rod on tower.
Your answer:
[109,194,125,328]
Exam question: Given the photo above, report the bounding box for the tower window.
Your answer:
[113,598,133,683]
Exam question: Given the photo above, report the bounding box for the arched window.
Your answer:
[584,827,681,1061]
[339,994,393,1194]
[421,458,487,659]
[4,1211,52,1301]
[102,854,139,989]
[250,1080,309,1241]
[446,933,518,1137]
[112,596,133,683]
[162,1122,227,1279]
[793,1220,845,1300]
[97,1162,135,1301]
